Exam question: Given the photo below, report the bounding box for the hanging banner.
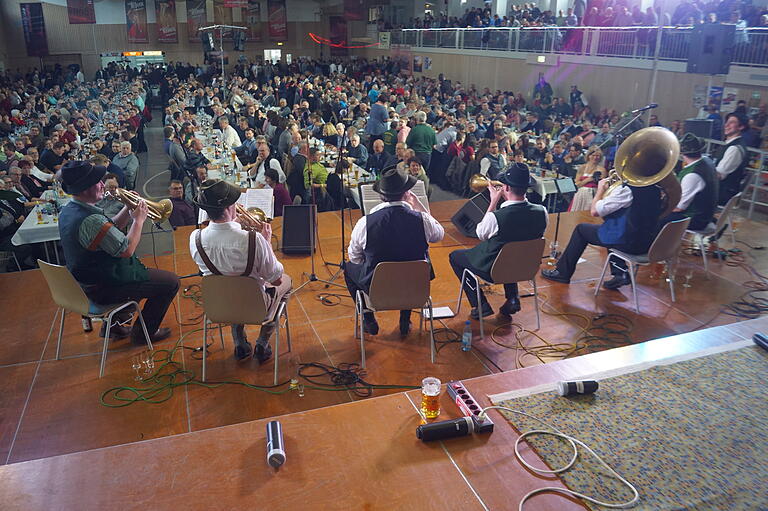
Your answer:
[244,0,262,42]
[187,0,207,42]
[67,0,96,24]
[267,0,287,42]
[214,0,235,39]
[224,0,248,7]
[155,0,178,43]
[20,3,49,57]
[344,0,364,21]
[329,16,348,56]
[125,0,149,43]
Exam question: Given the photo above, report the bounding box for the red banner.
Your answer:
[20,3,48,57]
[244,0,262,42]
[213,0,235,39]
[223,0,247,7]
[125,0,148,43]
[267,0,287,42]
[187,0,207,42]
[67,0,96,24]
[155,0,178,43]
[329,16,348,56]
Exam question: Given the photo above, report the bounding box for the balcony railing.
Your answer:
[387,27,768,68]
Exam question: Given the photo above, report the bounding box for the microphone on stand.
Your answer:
[630,103,658,114]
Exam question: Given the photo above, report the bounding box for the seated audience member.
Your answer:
[95,174,125,219]
[303,147,329,204]
[346,134,368,166]
[112,141,139,190]
[167,180,197,228]
[480,140,506,179]
[571,146,605,211]
[40,141,67,173]
[265,167,291,217]
[90,153,126,188]
[367,139,396,177]
[0,178,37,270]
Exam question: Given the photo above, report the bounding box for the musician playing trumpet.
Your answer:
[190,179,291,363]
[58,161,178,343]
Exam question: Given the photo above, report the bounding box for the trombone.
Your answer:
[105,188,173,223]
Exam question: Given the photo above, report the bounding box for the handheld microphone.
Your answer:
[557,380,599,396]
[266,420,286,468]
[754,333,768,352]
[630,103,658,114]
[416,416,474,442]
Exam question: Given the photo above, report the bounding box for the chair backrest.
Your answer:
[38,260,91,316]
[715,192,741,234]
[490,238,546,284]
[647,218,691,263]
[201,275,268,325]
[368,261,430,311]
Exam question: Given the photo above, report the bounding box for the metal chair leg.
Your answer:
[99,311,113,378]
[353,294,359,340]
[134,305,153,351]
[284,303,292,352]
[428,298,436,364]
[595,254,611,297]
[12,252,22,272]
[357,292,366,369]
[699,236,709,276]
[273,302,283,386]
[202,315,208,382]
[667,260,677,303]
[532,280,541,330]
[627,261,639,314]
[218,324,225,350]
[55,308,66,360]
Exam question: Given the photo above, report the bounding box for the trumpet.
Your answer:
[105,188,173,223]
[235,203,272,231]
[469,173,504,193]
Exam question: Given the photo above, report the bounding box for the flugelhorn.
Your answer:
[469,173,504,193]
[236,203,272,231]
[105,188,173,223]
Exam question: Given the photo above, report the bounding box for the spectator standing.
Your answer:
[405,111,437,172]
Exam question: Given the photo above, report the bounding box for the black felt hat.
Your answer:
[679,133,706,155]
[193,179,242,213]
[372,165,417,198]
[497,162,536,189]
[60,160,106,195]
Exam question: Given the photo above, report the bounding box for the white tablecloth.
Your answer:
[12,205,61,246]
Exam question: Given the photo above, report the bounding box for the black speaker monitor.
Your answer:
[687,23,735,75]
[450,192,490,238]
[281,204,316,254]
[684,118,714,139]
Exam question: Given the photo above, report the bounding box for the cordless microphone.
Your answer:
[630,103,658,114]
[416,416,474,442]
[266,420,285,468]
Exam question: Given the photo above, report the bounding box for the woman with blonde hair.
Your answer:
[570,145,606,211]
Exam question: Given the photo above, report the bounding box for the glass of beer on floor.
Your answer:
[421,377,441,419]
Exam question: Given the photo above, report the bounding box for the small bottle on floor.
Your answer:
[81,316,93,332]
[461,321,472,352]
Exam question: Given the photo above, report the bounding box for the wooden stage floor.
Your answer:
[1,200,766,467]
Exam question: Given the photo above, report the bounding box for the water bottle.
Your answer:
[461,321,472,352]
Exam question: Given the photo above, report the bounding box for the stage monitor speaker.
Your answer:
[684,118,714,139]
[686,23,735,75]
[281,204,316,254]
[450,192,490,238]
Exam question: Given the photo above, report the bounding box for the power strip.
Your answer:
[447,380,494,433]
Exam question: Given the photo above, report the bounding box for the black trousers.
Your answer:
[415,152,432,174]
[449,249,518,308]
[556,223,633,279]
[84,268,179,337]
[344,261,410,316]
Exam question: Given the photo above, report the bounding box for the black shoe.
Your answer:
[234,341,253,361]
[131,327,172,345]
[541,269,570,284]
[499,298,521,317]
[254,343,272,364]
[399,310,412,336]
[470,302,494,320]
[363,313,379,335]
[100,323,131,339]
[603,274,631,290]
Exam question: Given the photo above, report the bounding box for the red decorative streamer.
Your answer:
[308,32,379,49]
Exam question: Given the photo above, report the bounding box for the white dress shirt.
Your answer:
[189,221,283,287]
[347,201,445,264]
[677,159,706,211]
[475,199,549,240]
[221,125,242,148]
[715,136,746,178]
[248,157,286,185]
[595,185,633,217]
[479,153,507,176]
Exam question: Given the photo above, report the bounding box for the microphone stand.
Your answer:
[294,146,345,293]
[323,131,349,286]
